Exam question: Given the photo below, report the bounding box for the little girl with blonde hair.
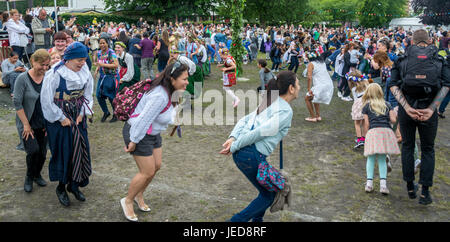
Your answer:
[362,83,400,195]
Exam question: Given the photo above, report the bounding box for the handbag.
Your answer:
[251,114,286,192]
[256,157,285,192]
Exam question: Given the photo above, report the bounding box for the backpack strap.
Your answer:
[279,140,283,170]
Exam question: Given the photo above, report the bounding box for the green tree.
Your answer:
[104,0,215,21]
[358,0,407,28]
[229,0,247,76]
[412,0,450,26]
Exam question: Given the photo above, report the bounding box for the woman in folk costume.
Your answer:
[168,48,198,97]
[94,37,119,123]
[186,34,204,96]
[41,42,94,207]
[115,41,140,92]
[218,48,240,108]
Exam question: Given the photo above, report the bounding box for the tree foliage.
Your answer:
[104,0,215,21]
[217,0,308,25]
[359,0,407,28]
[229,0,247,76]
[412,0,450,26]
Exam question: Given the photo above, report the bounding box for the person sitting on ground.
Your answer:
[1,51,28,97]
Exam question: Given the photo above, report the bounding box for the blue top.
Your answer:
[214,33,226,44]
[229,97,293,156]
[128,37,142,55]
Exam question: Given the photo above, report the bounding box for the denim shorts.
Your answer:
[122,123,162,157]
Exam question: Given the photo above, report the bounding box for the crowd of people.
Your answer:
[0,7,449,222]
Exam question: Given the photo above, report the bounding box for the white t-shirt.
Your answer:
[198,45,207,63]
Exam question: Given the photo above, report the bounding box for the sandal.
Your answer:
[305,117,317,122]
[408,183,418,199]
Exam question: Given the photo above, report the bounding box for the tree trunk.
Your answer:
[28,0,34,8]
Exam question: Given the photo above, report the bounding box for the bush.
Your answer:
[60,13,139,26]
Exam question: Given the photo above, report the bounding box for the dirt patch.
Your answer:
[0,59,448,222]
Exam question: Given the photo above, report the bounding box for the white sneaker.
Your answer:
[365,180,373,193]
[380,180,389,195]
[337,91,343,98]
[414,159,421,174]
[341,96,353,102]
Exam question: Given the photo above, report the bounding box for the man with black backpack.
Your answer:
[389,29,450,205]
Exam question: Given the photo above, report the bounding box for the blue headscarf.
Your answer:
[54,42,89,72]
[64,42,88,61]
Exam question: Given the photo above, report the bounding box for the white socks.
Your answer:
[380,179,387,188]
[223,86,240,107]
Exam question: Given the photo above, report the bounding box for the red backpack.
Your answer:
[113,79,171,122]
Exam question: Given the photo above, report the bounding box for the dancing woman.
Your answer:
[41,42,94,207]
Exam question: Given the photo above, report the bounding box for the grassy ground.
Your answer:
[0,54,448,222]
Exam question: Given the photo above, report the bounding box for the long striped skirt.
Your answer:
[46,100,91,186]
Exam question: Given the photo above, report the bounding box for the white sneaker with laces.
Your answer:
[341,96,353,102]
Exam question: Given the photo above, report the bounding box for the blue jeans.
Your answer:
[207,45,215,63]
[230,145,276,222]
[271,57,281,70]
[97,95,114,115]
[288,56,299,73]
[438,92,450,114]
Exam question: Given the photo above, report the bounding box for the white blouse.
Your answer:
[41,64,94,123]
[127,85,174,143]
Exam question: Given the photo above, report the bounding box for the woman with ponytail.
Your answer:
[120,62,189,222]
[257,59,276,92]
[220,70,300,222]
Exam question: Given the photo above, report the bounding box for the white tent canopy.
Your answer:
[389,17,426,31]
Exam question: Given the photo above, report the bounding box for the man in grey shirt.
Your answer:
[32,9,53,50]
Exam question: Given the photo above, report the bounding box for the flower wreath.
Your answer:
[306,50,320,59]
[345,73,369,82]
